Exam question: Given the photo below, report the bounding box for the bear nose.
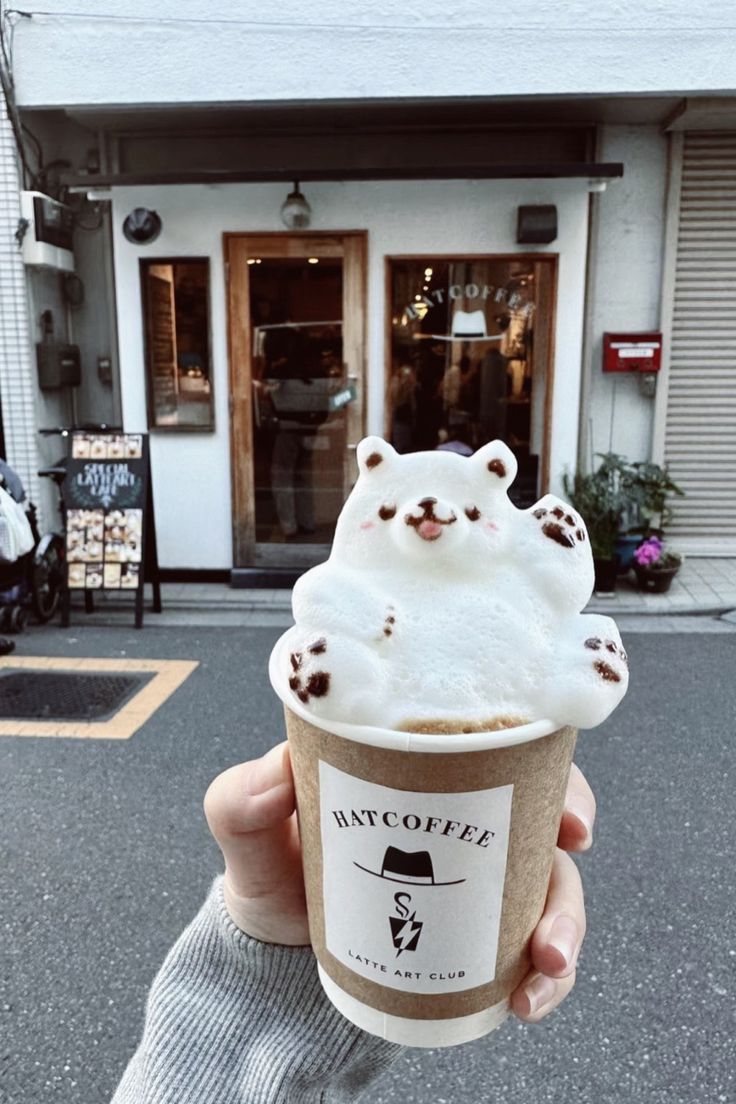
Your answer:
[417,497,437,512]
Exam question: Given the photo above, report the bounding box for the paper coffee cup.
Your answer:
[269,634,576,1048]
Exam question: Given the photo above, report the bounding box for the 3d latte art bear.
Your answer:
[283,437,629,732]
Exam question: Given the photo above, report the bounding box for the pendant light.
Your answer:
[280,181,312,230]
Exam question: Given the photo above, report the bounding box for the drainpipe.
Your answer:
[577,125,603,474]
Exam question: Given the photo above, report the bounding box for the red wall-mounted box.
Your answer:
[603,332,662,373]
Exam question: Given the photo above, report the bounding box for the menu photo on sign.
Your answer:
[66,508,142,590]
[71,433,143,461]
[64,433,149,592]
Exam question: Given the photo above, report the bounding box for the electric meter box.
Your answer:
[20,191,75,271]
[36,342,81,390]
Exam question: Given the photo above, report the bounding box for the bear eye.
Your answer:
[378,504,397,521]
[465,505,481,521]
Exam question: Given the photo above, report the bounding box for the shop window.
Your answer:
[141,258,214,430]
[387,257,556,505]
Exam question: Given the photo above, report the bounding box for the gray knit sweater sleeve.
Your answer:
[111,877,403,1103]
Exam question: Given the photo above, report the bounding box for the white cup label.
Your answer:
[318,761,513,994]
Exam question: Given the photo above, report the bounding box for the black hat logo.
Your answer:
[354,845,465,887]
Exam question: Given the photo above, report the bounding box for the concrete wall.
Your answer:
[110,178,590,569]
[11,0,736,108]
[585,125,668,468]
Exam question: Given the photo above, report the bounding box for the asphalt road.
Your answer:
[0,624,734,1104]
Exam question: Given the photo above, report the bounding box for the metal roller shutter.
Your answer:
[664,132,736,553]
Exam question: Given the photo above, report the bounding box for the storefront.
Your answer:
[5,5,736,581]
[111,178,592,577]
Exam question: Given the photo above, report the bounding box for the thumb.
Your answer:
[204,742,303,902]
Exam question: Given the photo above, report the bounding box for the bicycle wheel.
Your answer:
[32,534,64,623]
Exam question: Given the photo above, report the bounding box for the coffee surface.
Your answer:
[397,717,529,735]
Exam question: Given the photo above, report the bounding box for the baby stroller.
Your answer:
[0,458,64,632]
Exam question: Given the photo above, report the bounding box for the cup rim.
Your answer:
[269,630,560,753]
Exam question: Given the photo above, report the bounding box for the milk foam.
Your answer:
[283,437,628,731]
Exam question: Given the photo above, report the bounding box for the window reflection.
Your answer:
[141,259,213,430]
[388,258,555,505]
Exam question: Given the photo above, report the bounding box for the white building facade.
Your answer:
[2,0,736,578]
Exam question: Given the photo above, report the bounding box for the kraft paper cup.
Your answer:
[269,633,577,1048]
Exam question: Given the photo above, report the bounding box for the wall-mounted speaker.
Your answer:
[517,205,558,244]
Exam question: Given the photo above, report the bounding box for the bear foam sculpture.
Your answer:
[283,437,628,731]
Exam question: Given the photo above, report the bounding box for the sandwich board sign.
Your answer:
[60,431,161,628]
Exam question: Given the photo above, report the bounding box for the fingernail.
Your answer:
[548,914,579,969]
[568,801,593,845]
[247,745,287,795]
[524,973,557,1015]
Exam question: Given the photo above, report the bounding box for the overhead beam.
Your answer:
[63,162,623,189]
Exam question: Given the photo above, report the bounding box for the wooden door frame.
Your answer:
[383,252,559,494]
[224,231,368,567]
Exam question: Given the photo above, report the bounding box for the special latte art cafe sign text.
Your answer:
[68,462,143,510]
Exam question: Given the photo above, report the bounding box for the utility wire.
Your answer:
[0,14,34,189]
[0,3,53,193]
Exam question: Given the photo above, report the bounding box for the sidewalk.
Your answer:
[58,557,736,628]
[587,556,736,614]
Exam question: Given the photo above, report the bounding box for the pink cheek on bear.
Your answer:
[360,520,375,531]
[485,521,499,533]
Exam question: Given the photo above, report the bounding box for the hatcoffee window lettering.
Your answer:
[141,258,214,431]
[388,257,556,507]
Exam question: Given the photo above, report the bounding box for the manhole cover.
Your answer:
[0,670,153,721]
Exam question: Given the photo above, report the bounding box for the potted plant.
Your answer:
[624,461,684,536]
[601,457,684,573]
[632,536,683,593]
[563,456,627,594]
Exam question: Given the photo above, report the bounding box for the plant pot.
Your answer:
[615,534,642,574]
[633,564,680,593]
[593,557,618,594]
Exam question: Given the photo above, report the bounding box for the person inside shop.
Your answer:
[389,358,419,453]
[436,424,474,456]
[111,743,595,1103]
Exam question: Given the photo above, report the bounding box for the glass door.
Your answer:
[226,234,366,569]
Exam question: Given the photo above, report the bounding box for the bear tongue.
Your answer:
[417,519,443,541]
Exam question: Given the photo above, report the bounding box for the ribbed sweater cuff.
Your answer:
[112,876,403,1103]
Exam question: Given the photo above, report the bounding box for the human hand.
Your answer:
[509,761,594,1023]
[204,742,309,945]
[204,747,595,1021]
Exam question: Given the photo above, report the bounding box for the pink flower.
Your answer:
[634,537,663,566]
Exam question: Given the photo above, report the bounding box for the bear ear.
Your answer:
[356,436,396,476]
[471,440,518,489]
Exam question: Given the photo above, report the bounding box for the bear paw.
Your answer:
[533,504,586,550]
[288,638,331,705]
[584,635,628,684]
[380,605,397,640]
